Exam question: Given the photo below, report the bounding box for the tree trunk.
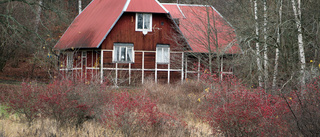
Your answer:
[272,0,282,91]
[254,0,263,87]
[78,0,82,14]
[263,0,268,90]
[34,0,42,34]
[291,0,306,90]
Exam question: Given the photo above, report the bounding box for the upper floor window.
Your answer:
[156,44,170,64]
[113,43,134,63]
[136,13,152,32]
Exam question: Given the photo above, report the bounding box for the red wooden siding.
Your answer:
[100,12,182,51]
[100,12,183,71]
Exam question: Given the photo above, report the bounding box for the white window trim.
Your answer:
[113,43,134,63]
[135,13,152,32]
[156,44,170,64]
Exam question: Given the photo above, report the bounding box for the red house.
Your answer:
[54,0,240,85]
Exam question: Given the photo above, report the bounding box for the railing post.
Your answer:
[115,63,118,86]
[198,56,200,82]
[100,50,103,83]
[129,63,131,85]
[142,51,145,84]
[181,52,184,84]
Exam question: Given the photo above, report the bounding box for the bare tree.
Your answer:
[79,0,82,14]
[291,0,306,89]
[34,0,42,33]
[254,0,263,87]
[263,0,268,90]
[272,0,282,90]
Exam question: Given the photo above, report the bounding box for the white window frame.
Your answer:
[113,43,134,63]
[135,13,152,32]
[156,44,170,64]
[66,52,74,70]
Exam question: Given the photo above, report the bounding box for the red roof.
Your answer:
[54,0,168,50]
[54,1,239,54]
[163,4,240,54]
[126,0,168,13]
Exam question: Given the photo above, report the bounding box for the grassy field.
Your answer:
[0,80,213,137]
[2,77,318,136]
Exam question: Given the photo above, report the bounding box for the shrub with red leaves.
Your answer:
[2,79,108,128]
[197,76,291,136]
[104,91,187,136]
[3,82,41,126]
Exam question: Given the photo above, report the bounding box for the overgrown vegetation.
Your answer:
[1,74,320,136]
[0,79,194,136]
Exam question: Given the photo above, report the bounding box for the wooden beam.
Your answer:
[168,63,170,84]
[142,51,145,84]
[129,63,131,85]
[155,58,157,84]
[100,50,103,83]
[115,63,118,86]
[198,56,200,82]
[81,52,83,79]
[95,51,98,78]
[185,54,188,80]
[181,52,184,84]
[220,57,223,81]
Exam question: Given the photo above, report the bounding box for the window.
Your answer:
[113,43,134,63]
[136,13,152,32]
[156,44,170,64]
[67,52,74,69]
[82,51,87,58]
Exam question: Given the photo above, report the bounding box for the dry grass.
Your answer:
[0,80,213,137]
[0,117,119,137]
[0,117,212,137]
[142,80,213,136]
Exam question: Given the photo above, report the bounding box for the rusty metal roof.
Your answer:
[54,0,168,50]
[163,4,240,54]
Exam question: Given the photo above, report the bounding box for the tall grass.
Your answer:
[4,75,317,136]
[0,79,212,136]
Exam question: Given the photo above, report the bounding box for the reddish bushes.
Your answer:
[38,80,107,128]
[195,73,320,136]
[4,74,318,136]
[2,79,108,127]
[104,91,187,136]
[3,82,41,126]
[196,77,291,136]
[1,79,188,136]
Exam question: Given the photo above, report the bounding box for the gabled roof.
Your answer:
[163,4,240,54]
[54,0,168,50]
